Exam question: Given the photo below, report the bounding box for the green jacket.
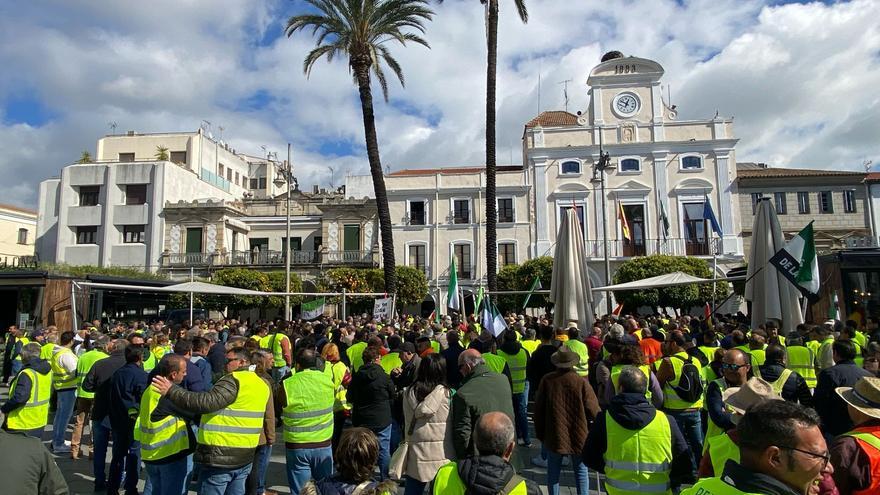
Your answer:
[451,363,515,459]
[0,430,68,495]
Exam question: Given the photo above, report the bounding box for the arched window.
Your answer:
[681,155,703,170]
[561,161,581,174]
[620,158,640,172]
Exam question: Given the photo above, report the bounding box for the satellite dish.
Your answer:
[577,116,588,126]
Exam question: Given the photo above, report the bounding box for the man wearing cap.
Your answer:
[497,329,532,447]
[831,376,880,494]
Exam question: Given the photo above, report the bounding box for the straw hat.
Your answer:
[567,321,579,330]
[551,348,580,369]
[722,377,782,417]
[836,376,880,420]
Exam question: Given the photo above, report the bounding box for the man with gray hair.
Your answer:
[584,365,694,492]
[432,412,540,494]
[451,349,515,459]
[1,342,52,439]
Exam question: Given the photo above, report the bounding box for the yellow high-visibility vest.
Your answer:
[497,348,528,394]
[76,349,108,399]
[662,352,704,410]
[197,370,269,449]
[281,369,335,444]
[51,347,78,391]
[13,337,30,361]
[785,346,816,389]
[565,339,590,377]
[706,431,738,478]
[432,461,528,495]
[610,364,652,400]
[681,476,762,495]
[483,353,506,374]
[604,411,673,495]
[7,367,51,431]
[135,386,189,462]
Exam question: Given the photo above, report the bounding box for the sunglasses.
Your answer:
[721,363,748,371]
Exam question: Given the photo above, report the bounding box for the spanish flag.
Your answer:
[619,203,631,240]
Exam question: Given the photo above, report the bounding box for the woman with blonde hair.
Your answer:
[321,343,352,451]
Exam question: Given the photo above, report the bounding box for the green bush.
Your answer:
[495,256,553,314]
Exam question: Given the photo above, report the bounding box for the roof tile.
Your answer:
[524,111,579,128]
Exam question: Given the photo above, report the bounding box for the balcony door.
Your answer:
[343,225,361,252]
[622,204,646,257]
[185,228,203,253]
[683,203,709,255]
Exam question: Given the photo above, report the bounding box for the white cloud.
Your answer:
[0,0,878,211]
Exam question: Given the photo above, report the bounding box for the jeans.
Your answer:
[404,476,427,495]
[107,419,141,494]
[332,410,347,453]
[390,419,402,454]
[200,464,252,495]
[546,451,589,495]
[144,458,188,495]
[512,382,530,444]
[52,388,76,450]
[92,418,112,489]
[667,409,703,473]
[286,446,334,495]
[246,443,272,495]
[372,423,392,480]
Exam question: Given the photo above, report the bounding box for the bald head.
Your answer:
[475,412,516,460]
[458,348,484,377]
[725,348,749,365]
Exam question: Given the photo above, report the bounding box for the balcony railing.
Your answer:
[161,250,377,268]
[584,237,723,258]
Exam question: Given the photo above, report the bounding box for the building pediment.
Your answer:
[587,56,664,87]
[672,177,714,194]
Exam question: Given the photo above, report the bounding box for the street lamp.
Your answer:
[591,150,614,315]
[273,144,297,321]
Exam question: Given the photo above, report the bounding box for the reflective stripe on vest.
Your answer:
[662,352,703,410]
[604,410,673,495]
[565,340,590,377]
[498,348,528,394]
[768,368,793,395]
[197,370,269,449]
[680,476,764,495]
[610,364,652,400]
[76,349,108,399]
[842,427,880,495]
[703,379,730,453]
[136,386,189,461]
[282,369,335,444]
[708,432,739,478]
[51,346,78,390]
[7,368,52,430]
[785,346,816,388]
[432,461,528,495]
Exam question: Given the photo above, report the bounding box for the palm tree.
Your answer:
[77,151,92,164]
[154,146,169,161]
[483,0,527,294]
[287,0,434,294]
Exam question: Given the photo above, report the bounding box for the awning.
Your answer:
[76,280,274,296]
[591,271,736,292]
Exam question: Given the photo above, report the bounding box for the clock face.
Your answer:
[613,93,640,116]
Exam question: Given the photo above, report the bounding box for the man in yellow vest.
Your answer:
[817,324,837,371]
[9,327,31,377]
[585,366,693,494]
[1,342,51,439]
[683,400,832,495]
[785,333,818,390]
[152,347,271,495]
[431,412,540,494]
[564,323,590,379]
[71,334,110,460]
[50,330,79,453]
[278,349,336,494]
[346,330,369,372]
[497,329,532,447]
[704,349,750,454]
[656,330,704,477]
[266,327,292,383]
[137,354,194,495]
[754,344,813,407]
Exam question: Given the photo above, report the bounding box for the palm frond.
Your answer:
[514,0,528,23]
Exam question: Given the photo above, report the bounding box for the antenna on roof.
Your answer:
[108,122,117,135]
[558,79,572,113]
[537,60,542,114]
[865,160,874,173]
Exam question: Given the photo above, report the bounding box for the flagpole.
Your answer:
[712,231,718,313]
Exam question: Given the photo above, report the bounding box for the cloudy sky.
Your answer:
[1,0,878,209]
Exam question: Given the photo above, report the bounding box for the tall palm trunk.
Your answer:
[485,0,499,293]
[353,57,396,294]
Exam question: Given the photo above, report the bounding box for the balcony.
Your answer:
[160,250,378,269]
[584,237,723,258]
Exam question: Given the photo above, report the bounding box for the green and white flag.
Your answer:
[301,297,325,320]
[521,276,542,310]
[769,222,819,297]
[447,257,461,312]
[828,292,841,321]
[480,294,508,337]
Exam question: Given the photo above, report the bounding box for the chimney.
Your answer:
[126,130,135,136]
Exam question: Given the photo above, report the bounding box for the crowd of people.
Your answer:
[2,310,880,495]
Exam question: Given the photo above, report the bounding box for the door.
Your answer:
[622,204,646,256]
[343,225,361,251]
[185,228,203,253]
[683,203,709,255]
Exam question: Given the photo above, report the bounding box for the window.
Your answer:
[774,192,787,215]
[118,152,135,162]
[17,228,27,245]
[343,225,361,251]
[258,177,267,189]
[797,192,810,214]
[681,155,703,170]
[751,193,763,214]
[125,184,148,205]
[497,198,514,223]
[79,186,100,206]
[76,226,97,244]
[313,236,322,251]
[453,199,470,224]
[226,168,233,182]
[819,191,833,213]
[408,244,427,273]
[498,242,516,266]
[169,151,187,164]
[186,228,203,253]
[844,190,857,213]
[123,225,145,243]
[235,172,240,185]
[559,205,586,235]
[560,161,581,174]
[453,244,472,279]
[242,176,248,188]
[282,237,302,252]
[619,158,640,172]
[250,178,259,189]
[409,200,426,225]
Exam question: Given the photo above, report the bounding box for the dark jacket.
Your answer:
[444,455,540,495]
[1,358,52,415]
[207,342,227,376]
[390,354,420,425]
[534,369,600,454]
[83,349,127,422]
[441,342,466,388]
[0,429,68,495]
[191,355,213,390]
[526,342,560,391]
[715,459,801,495]
[150,356,208,392]
[705,379,736,432]
[347,362,395,430]
[583,393,695,488]
[109,363,148,429]
[757,362,813,407]
[451,363,516,459]
[302,477,398,495]
[814,360,873,436]
[165,369,269,469]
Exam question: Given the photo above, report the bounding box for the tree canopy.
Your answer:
[612,255,730,311]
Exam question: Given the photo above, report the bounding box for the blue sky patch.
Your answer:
[317,138,359,157]
[2,91,57,126]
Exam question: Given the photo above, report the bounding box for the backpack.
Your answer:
[671,354,704,403]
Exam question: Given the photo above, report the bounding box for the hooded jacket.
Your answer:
[1,359,52,415]
[452,455,541,495]
[451,363,515,459]
[583,392,695,488]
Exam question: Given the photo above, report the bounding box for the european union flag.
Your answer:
[703,195,723,236]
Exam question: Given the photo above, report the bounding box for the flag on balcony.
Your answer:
[659,201,670,239]
[480,294,508,337]
[301,297,325,321]
[703,194,723,236]
[447,257,461,313]
[618,203,631,240]
[770,221,819,297]
[521,275,542,310]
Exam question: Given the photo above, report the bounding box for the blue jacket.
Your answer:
[109,363,148,428]
[190,355,213,390]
